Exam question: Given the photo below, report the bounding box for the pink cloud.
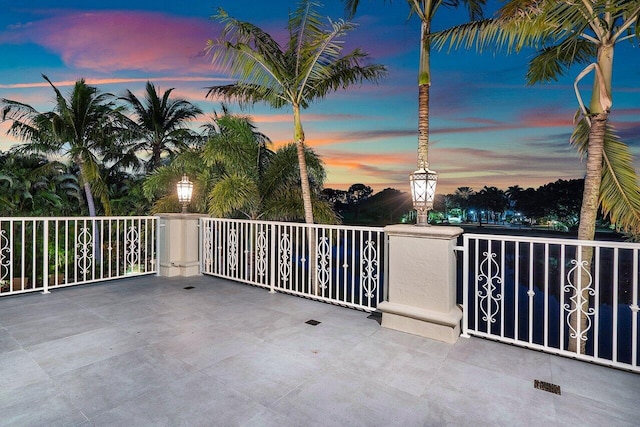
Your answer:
[0,76,230,90]
[2,10,219,74]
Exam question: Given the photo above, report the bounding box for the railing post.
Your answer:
[378,225,464,344]
[198,218,205,275]
[461,234,470,338]
[42,219,50,294]
[155,217,161,277]
[269,223,276,294]
[157,213,207,277]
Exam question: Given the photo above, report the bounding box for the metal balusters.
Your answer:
[200,218,384,311]
[462,233,640,373]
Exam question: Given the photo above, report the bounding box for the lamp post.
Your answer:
[409,164,438,226]
[176,174,193,213]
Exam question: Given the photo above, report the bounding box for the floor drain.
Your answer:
[305,319,321,326]
[183,286,195,290]
[534,380,561,395]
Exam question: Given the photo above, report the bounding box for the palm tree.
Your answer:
[1,75,124,216]
[454,186,474,220]
[205,0,387,224]
[0,152,81,216]
[505,185,523,210]
[433,1,640,239]
[121,81,203,173]
[345,0,485,185]
[144,112,337,222]
[204,113,336,222]
[433,0,640,352]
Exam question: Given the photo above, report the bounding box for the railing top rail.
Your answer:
[464,232,640,249]
[0,216,159,221]
[200,217,384,233]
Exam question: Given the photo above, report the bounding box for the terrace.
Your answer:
[1,215,639,425]
[2,275,639,426]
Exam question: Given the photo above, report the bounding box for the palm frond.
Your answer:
[207,10,287,97]
[289,0,325,71]
[527,38,596,84]
[208,173,261,218]
[150,194,181,214]
[571,118,640,236]
[202,114,271,174]
[205,83,288,109]
[263,186,338,223]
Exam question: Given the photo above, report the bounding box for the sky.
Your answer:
[0,1,639,195]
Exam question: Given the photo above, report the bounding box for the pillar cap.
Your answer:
[384,224,463,239]
[157,213,210,219]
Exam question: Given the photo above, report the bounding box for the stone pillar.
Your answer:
[378,225,464,343]
[157,213,208,277]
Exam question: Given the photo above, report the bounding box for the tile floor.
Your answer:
[1,275,639,426]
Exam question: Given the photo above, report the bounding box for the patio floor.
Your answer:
[1,275,639,426]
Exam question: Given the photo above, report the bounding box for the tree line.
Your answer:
[437,181,589,230]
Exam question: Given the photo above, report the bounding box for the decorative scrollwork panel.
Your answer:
[477,251,502,325]
[0,229,10,283]
[316,236,331,291]
[228,228,238,272]
[278,232,291,284]
[76,227,94,277]
[361,239,378,299]
[564,259,595,344]
[125,225,139,272]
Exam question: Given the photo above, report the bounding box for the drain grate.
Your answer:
[305,319,321,326]
[534,380,561,395]
[183,286,195,290]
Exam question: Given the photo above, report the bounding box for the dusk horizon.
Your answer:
[1,0,639,195]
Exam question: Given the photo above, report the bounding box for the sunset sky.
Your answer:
[1,1,638,194]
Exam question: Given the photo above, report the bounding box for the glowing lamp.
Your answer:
[409,167,437,226]
[176,174,193,213]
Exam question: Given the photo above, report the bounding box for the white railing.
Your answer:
[0,216,158,296]
[462,233,640,372]
[200,218,385,311]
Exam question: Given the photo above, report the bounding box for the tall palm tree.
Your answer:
[345,0,485,186]
[433,0,640,239]
[205,0,387,224]
[433,0,640,352]
[1,75,123,216]
[121,81,203,173]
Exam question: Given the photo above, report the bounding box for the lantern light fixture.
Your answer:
[409,166,438,226]
[176,174,193,213]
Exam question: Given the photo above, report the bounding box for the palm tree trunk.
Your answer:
[417,17,431,169]
[569,112,607,353]
[293,105,314,225]
[150,141,162,172]
[569,43,613,353]
[83,182,97,217]
[77,160,97,217]
[292,105,318,295]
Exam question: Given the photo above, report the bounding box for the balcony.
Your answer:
[1,275,639,426]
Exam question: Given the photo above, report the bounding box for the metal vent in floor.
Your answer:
[305,319,321,326]
[183,286,195,290]
[534,380,561,395]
